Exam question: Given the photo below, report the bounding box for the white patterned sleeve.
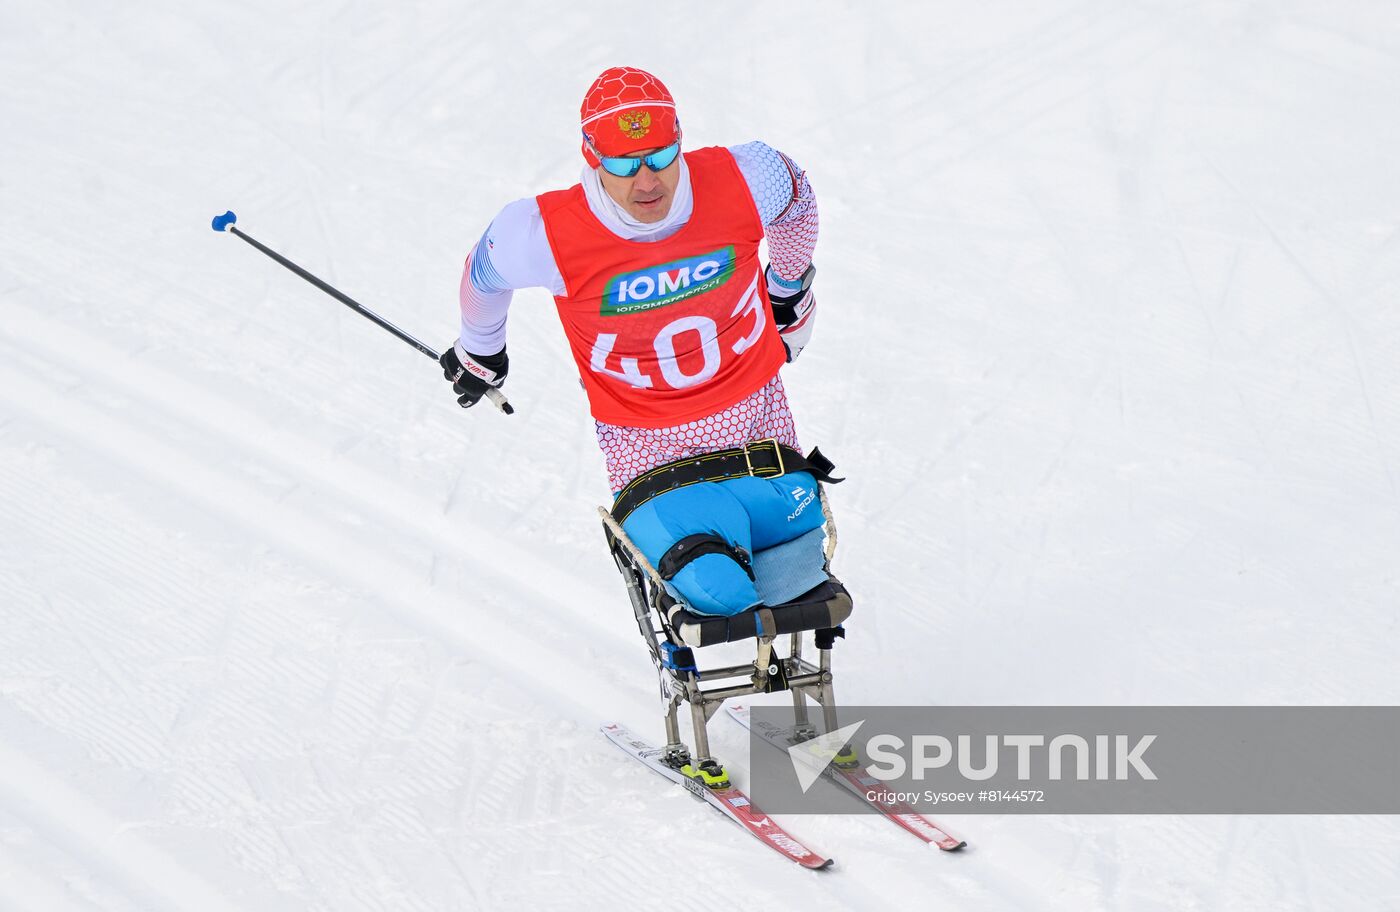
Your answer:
[729,141,819,284]
[457,198,565,355]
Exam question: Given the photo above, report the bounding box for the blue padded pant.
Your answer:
[621,472,826,617]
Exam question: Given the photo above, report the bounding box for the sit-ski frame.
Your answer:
[599,492,844,774]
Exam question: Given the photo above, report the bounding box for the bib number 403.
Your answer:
[589,280,766,390]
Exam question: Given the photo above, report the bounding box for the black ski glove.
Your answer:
[765,263,816,362]
[439,343,508,408]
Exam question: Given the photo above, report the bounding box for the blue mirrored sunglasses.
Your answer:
[596,141,681,178]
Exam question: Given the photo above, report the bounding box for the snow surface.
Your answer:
[3,1,1399,909]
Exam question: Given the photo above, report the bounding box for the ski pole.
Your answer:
[210,210,513,415]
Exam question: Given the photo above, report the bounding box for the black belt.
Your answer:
[610,438,843,524]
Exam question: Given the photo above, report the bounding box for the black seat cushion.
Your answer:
[666,578,853,648]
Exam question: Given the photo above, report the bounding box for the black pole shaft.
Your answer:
[228,226,440,361]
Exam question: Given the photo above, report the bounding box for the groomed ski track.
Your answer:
[3,2,1399,910]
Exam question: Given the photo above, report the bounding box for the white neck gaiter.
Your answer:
[580,155,694,243]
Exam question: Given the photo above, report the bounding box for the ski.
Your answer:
[727,704,967,851]
[601,722,834,870]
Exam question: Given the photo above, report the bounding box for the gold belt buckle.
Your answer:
[744,438,784,477]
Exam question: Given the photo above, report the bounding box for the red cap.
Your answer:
[580,67,679,167]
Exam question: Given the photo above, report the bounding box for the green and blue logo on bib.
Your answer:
[601,246,736,316]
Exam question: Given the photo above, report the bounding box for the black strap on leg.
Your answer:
[658,533,755,582]
[814,626,846,650]
[611,439,844,525]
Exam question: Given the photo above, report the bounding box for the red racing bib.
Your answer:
[537,147,786,427]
